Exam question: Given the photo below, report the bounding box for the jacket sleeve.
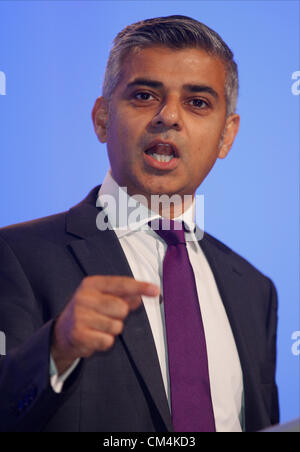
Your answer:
[266,277,280,426]
[0,235,81,432]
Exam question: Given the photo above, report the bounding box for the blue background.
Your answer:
[0,0,299,424]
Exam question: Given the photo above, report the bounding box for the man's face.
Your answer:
[93,46,239,203]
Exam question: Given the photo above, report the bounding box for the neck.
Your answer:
[128,191,195,219]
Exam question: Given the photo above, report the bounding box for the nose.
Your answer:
[150,96,182,131]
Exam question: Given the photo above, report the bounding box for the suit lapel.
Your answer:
[65,193,173,431]
[199,231,268,431]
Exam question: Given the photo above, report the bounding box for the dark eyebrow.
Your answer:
[126,78,219,100]
[126,78,163,89]
[183,84,219,100]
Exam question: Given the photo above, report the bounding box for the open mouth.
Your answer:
[143,142,180,171]
[144,143,178,162]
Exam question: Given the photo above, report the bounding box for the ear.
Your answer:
[92,96,109,143]
[218,114,240,159]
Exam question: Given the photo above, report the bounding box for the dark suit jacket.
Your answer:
[0,186,279,432]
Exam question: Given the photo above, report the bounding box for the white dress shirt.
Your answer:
[51,169,244,432]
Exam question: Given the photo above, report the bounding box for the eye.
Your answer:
[133,92,155,101]
[188,98,209,109]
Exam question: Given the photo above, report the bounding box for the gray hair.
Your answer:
[102,15,239,117]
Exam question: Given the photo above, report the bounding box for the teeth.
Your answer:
[151,153,174,163]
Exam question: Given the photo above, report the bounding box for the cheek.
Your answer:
[106,125,141,176]
[187,139,221,180]
[192,126,224,161]
[108,113,140,153]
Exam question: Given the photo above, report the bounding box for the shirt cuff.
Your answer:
[50,354,80,393]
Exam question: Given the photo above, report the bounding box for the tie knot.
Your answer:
[148,218,186,246]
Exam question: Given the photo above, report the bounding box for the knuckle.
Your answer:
[80,347,93,358]
[121,302,130,318]
[100,297,129,319]
[80,277,91,289]
[99,334,115,351]
[80,275,100,290]
[101,317,111,333]
[119,301,130,318]
[107,276,128,292]
[104,317,118,334]
[118,279,131,292]
[113,320,124,335]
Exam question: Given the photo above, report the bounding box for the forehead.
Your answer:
[116,46,227,95]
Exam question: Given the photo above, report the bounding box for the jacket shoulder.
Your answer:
[0,185,101,245]
[202,231,273,284]
[0,211,68,244]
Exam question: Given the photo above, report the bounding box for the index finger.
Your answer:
[84,275,160,298]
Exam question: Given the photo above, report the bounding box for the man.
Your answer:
[0,15,279,432]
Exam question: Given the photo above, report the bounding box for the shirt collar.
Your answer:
[97,169,197,239]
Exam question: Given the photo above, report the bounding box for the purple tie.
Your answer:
[149,218,216,432]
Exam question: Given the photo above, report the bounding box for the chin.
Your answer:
[142,181,176,196]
